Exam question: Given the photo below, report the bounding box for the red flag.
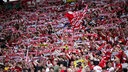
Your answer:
[65,11,74,22]
[66,4,88,30]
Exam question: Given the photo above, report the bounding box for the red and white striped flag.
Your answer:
[65,4,88,30]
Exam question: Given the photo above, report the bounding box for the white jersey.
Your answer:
[93,65,102,72]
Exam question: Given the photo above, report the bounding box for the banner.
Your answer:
[66,0,76,3]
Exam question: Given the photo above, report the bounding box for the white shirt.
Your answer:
[45,67,50,72]
[107,67,114,72]
[93,65,102,72]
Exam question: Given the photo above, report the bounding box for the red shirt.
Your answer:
[60,70,67,72]
[99,59,106,68]
[88,61,94,70]
[14,66,22,72]
[116,63,122,72]
[116,50,123,59]
[77,69,82,72]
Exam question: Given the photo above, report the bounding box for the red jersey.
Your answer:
[116,63,122,72]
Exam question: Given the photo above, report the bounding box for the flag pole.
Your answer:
[25,49,29,62]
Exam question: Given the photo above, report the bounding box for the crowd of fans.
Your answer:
[0,0,128,72]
